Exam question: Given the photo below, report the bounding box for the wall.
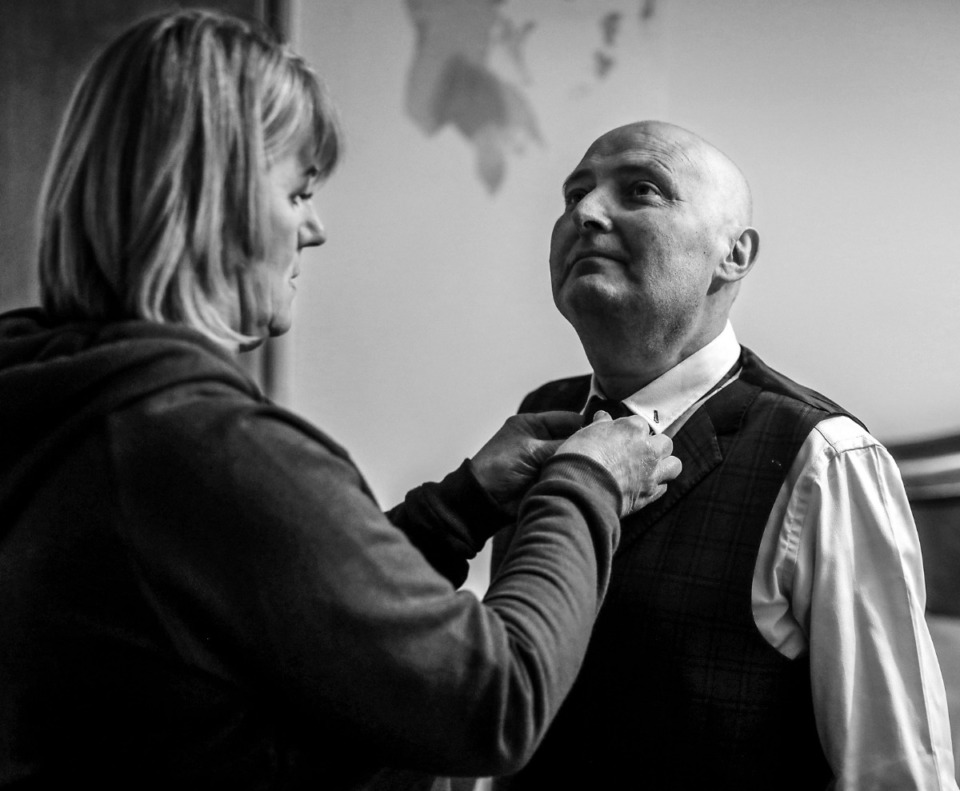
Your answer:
[284,0,960,594]
[661,0,960,442]
[0,0,285,389]
[0,0,276,314]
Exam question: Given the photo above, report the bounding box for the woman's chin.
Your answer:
[237,336,266,353]
[268,315,293,337]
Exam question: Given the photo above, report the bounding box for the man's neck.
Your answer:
[586,323,732,401]
[593,363,676,401]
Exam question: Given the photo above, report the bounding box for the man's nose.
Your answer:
[572,189,613,233]
[299,204,326,249]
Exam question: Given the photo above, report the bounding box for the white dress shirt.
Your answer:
[586,322,958,790]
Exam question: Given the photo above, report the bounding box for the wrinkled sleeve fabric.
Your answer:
[755,416,958,790]
[112,396,621,777]
[386,460,513,588]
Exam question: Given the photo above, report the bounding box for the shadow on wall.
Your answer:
[889,434,960,781]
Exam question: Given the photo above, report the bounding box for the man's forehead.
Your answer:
[590,121,698,156]
[572,122,743,200]
[567,124,706,184]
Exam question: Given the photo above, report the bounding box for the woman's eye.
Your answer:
[292,192,313,205]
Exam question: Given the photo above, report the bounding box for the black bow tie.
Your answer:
[582,396,634,426]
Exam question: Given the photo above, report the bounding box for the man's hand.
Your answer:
[557,411,682,516]
[470,411,584,516]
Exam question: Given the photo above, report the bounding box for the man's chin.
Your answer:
[557,277,631,319]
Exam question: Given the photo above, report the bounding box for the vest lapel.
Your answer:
[617,378,762,554]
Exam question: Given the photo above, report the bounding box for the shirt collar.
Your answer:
[586,322,741,434]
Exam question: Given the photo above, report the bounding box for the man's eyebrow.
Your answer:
[562,162,673,194]
[612,162,672,181]
[561,168,590,194]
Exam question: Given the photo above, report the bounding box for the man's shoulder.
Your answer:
[739,346,865,429]
[519,374,592,414]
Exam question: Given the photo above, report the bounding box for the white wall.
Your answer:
[281,0,960,593]
[661,0,960,440]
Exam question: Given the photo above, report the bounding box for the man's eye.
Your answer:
[563,189,586,208]
[292,192,314,205]
[628,182,660,199]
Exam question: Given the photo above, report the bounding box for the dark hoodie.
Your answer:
[0,308,622,790]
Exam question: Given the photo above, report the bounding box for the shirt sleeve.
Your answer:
[755,415,958,790]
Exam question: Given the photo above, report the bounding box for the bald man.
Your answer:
[491,122,957,790]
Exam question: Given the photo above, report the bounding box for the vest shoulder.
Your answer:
[520,375,591,413]
[739,346,863,426]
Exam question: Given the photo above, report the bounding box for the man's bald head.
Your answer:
[589,120,753,229]
[549,119,761,394]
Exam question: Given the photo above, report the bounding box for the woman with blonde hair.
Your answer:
[0,9,678,789]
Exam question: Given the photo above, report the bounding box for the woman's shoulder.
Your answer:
[110,377,354,475]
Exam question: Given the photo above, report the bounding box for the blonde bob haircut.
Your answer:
[37,9,340,348]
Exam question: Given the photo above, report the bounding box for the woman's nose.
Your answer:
[572,189,613,233]
[299,204,326,249]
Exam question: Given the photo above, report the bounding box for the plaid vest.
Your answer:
[495,347,860,790]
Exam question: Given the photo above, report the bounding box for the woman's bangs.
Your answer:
[263,62,340,176]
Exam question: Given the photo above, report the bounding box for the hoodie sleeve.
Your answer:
[385,460,513,588]
[110,393,621,777]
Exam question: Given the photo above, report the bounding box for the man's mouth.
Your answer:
[569,248,626,271]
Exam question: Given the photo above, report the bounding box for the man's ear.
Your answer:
[717,227,759,283]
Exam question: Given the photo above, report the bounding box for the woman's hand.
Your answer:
[470,412,583,516]
[557,412,682,516]
[470,410,681,518]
